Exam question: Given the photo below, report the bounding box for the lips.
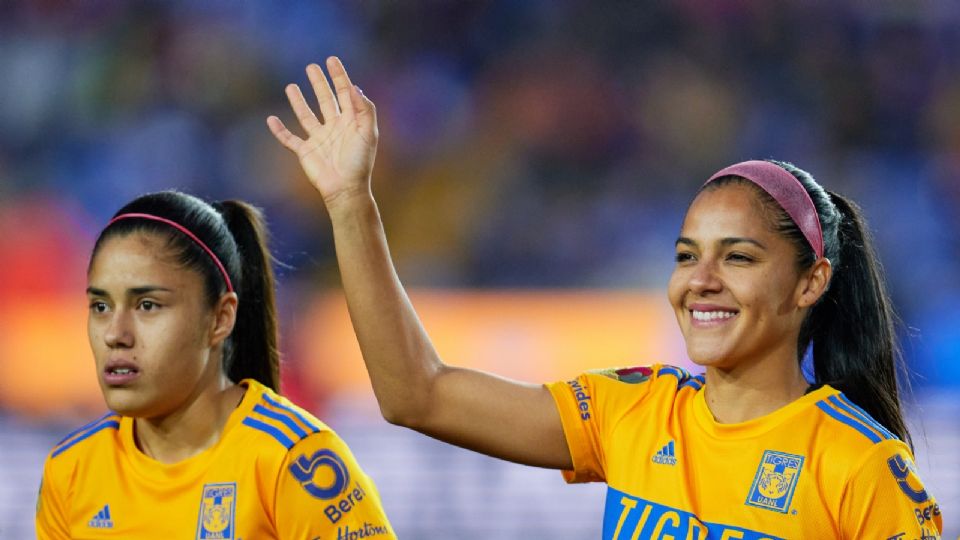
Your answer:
[103,358,141,386]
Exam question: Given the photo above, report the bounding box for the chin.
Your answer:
[684,343,734,369]
[101,388,151,417]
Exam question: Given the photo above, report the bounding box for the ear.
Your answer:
[797,258,832,308]
[208,292,239,347]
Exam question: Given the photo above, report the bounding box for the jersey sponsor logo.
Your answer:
[195,482,236,540]
[652,440,677,466]
[336,521,391,539]
[567,379,592,420]
[324,482,370,524]
[914,502,940,526]
[290,449,351,499]
[886,529,940,540]
[604,486,784,540]
[745,450,804,513]
[887,454,929,504]
[88,504,114,529]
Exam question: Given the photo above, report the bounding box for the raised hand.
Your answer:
[267,56,378,207]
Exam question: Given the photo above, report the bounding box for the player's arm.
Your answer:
[35,457,71,540]
[266,57,571,470]
[839,441,942,539]
[275,430,395,539]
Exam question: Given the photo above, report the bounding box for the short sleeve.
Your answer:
[546,366,656,484]
[274,430,395,540]
[839,440,942,539]
[35,456,71,540]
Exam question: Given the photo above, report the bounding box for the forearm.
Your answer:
[326,190,442,425]
[271,58,571,468]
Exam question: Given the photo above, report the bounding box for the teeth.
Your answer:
[692,310,737,321]
[112,368,133,375]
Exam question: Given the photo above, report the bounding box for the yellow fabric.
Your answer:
[36,379,394,540]
[547,364,943,539]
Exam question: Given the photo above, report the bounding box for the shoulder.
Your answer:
[583,364,704,392]
[47,412,121,459]
[549,364,702,419]
[810,390,901,452]
[43,412,122,475]
[807,390,908,479]
[236,385,332,453]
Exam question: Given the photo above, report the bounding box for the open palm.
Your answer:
[267,57,378,205]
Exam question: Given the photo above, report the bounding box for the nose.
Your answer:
[688,258,723,296]
[104,309,134,349]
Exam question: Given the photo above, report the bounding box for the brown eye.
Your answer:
[139,300,159,311]
[675,252,695,263]
[90,301,109,313]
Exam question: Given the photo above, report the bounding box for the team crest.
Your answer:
[195,483,236,539]
[745,450,804,513]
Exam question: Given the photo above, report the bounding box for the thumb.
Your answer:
[352,85,377,136]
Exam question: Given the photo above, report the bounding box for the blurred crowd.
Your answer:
[0,0,958,386]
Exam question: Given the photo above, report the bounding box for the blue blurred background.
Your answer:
[0,1,958,537]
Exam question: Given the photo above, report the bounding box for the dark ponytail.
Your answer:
[801,191,910,448]
[214,200,280,392]
[769,161,911,448]
[92,191,280,393]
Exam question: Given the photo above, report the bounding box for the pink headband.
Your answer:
[705,160,824,259]
[106,213,235,293]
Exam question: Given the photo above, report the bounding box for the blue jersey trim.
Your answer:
[832,394,898,441]
[54,412,117,448]
[657,366,693,389]
[815,401,882,443]
[253,403,309,439]
[679,378,703,391]
[51,419,120,458]
[261,393,322,433]
[656,366,684,379]
[242,417,295,449]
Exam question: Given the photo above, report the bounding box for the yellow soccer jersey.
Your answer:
[36,379,395,540]
[547,364,943,540]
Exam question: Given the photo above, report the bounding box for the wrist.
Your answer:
[324,185,376,218]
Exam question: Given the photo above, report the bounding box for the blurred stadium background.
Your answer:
[1,1,958,537]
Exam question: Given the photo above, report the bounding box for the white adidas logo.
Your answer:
[652,440,677,466]
[88,504,114,529]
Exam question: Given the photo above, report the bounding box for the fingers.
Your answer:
[266,115,305,153]
[270,57,369,148]
[326,56,356,124]
[284,83,321,133]
[306,63,338,123]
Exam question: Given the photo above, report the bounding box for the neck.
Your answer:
[702,342,810,424]
[134,375,246,464]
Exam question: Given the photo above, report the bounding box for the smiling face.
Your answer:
[667,182,820,370]
[87,232,226,418]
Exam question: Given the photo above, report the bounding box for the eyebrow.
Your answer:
[86,286,174,297]
[675,237,768,250]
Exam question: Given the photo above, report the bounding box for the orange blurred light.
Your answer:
[291,289,689,402]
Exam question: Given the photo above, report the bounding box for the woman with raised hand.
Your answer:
[268,57,942,539]
[36,191,395,539]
